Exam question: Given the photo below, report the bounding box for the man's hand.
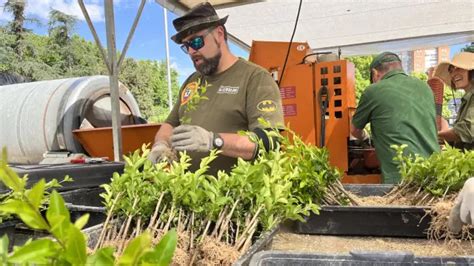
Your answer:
[148,140,173,164]
[171,125,213,152]
[448,177,474,233]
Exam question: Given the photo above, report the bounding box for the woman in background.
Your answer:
[435,51,474,150]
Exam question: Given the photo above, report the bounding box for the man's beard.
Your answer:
[193,51,222,76]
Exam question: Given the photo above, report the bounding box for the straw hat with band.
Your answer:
[369,52,402,84]
[434,52,474,88]
[171,2,228,44]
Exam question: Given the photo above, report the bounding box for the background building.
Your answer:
[398,46,450,73]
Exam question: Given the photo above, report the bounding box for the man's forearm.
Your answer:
[153,123,174,147]
[438,128,461,143]
[350,124,367,140]
[219,133,257,160]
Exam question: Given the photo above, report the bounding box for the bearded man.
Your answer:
[149,2,284,175]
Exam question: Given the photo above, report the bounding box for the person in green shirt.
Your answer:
[148,2,284,175]
[351,52,440,183]
[435,51,474,150]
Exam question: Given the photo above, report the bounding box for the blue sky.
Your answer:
[0,1,469,85]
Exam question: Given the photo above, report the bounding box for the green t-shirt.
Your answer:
[352,70,440,183]
[166,58,284,174]
[453,87,474,150]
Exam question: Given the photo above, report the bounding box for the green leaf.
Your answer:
[46,191,71,241]
[74,213,90,230]
[47,191,70,222]
[86,247,115,266]
[0,148,26,192]
[141,229,177,266]
[0,200,49,230]
[26,179,45,209]
[65,225,87,265]
[48,215,69,241]
[0,234,9,263]
[118,231,152,265]
[8,239,59,264]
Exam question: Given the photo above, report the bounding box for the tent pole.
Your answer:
[104,0,122,162]
[163,7,173,111]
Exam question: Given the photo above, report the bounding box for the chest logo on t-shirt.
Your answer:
[257,100,277,112]
[217,85,239,94]
[181,81,199,106]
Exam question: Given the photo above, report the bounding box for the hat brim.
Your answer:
[171,16,228,44]
[434,52,474,87]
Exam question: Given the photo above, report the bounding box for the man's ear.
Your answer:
[372,69,379,83]
[215,25,225,42]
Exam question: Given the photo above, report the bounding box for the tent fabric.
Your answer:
[156,0,474,56]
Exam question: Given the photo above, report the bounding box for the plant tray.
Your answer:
[294,184,432,238]
[249,251,473,266]
[6,163,124,193]
[294,205,431,238]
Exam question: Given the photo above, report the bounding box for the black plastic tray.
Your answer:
[249,251,473,266]
[4,162,124,193]
[294,184,432,238]
[61,187,104,207]
[295,205,431,238]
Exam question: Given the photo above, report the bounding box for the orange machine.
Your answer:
[249,41,381,183]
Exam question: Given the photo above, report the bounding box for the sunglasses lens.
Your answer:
[189,36,204,50]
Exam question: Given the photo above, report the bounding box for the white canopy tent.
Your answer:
[156,0,474,55]
[81,0,473,160]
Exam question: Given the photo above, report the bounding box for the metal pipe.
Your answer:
[163,6,173,111]
[105,0,122,161]
[78,0,111,73]
[117,0,146,68]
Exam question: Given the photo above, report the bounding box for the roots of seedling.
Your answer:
[194,237,240,265]
[95,204,248,265]
[323,180,361,206]
[427,200,474,243]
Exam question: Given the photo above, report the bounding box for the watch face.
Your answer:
[214,137,224,148]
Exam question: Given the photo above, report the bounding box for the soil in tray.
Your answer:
[270,232,474,257]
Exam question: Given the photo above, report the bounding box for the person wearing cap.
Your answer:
[435,51,474,150]
[148,2,284,174]
[350,52,439,184]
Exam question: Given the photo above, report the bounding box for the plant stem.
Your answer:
[153,203,168,233]
[218,199,239,241]
[136,217,142,237]
[147,192,165,230]
[163,204,175,233]
[94,192,121,251]
[235,205,263,247]
[211,206,228,237]
[118,197,139,254]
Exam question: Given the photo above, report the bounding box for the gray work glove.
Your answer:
[448,177,474,233]
[171,125,213,152]
[148,140,173,164]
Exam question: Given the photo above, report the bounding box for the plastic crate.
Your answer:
[250,250,473,266]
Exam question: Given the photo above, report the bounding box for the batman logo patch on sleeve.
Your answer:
[257,100,277,112]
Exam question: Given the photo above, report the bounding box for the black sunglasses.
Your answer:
[180,29,213,54]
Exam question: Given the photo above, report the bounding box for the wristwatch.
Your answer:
[213,133,224,150]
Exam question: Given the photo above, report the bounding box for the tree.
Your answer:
[346,55,373,102]
[3,0,26,53]
[461,43,474,53]
[119,59,180,120]
[48,9,76,46]
[48,9,78,73]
